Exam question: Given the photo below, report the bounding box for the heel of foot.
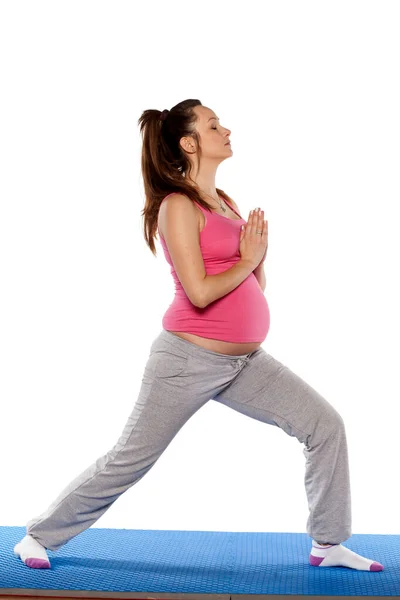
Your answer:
[309,554,325,566]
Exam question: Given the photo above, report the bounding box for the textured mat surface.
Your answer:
[1,526,399,596]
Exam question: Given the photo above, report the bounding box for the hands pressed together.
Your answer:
[239,207,268,269]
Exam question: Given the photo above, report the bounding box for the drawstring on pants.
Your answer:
[235,355,250,369]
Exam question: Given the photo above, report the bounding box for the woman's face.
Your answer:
[182,105,232,160]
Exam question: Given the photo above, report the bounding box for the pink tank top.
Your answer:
[158,193,270,343]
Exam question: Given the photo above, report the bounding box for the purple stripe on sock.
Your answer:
[309,555,325,566]
[25,558,50,569]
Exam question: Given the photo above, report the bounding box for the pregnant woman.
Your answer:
[15,99,383,572]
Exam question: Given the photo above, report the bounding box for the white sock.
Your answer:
[310,540,383,571]
[14,534,51,569]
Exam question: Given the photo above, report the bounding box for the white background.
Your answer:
[1,0,399,538]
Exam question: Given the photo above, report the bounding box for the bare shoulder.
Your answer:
[158,193,199,239]
[157,193,206,308]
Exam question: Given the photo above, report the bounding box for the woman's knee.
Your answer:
[325,408,346,439]
[311,406,346,445]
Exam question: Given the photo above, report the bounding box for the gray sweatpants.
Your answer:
[26,329,351,551]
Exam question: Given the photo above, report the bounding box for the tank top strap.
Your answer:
[161,193,241,219]
[192,196,240,217]
[221,196,241,217]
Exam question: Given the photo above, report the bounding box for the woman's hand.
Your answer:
[239,208,268,268]
[259,243,268,265]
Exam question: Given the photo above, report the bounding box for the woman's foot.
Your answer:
[310,540,383,571]
[14,534,51,569]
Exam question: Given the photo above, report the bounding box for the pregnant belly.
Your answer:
[164,274,269,356]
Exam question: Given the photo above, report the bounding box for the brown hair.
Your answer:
[138,98,234,256]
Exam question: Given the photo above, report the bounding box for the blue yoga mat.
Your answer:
[1,526,398,597]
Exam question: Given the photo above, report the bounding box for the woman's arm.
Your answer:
[253,262,266,292]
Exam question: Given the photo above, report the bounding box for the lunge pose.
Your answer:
[15,100,383,572]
